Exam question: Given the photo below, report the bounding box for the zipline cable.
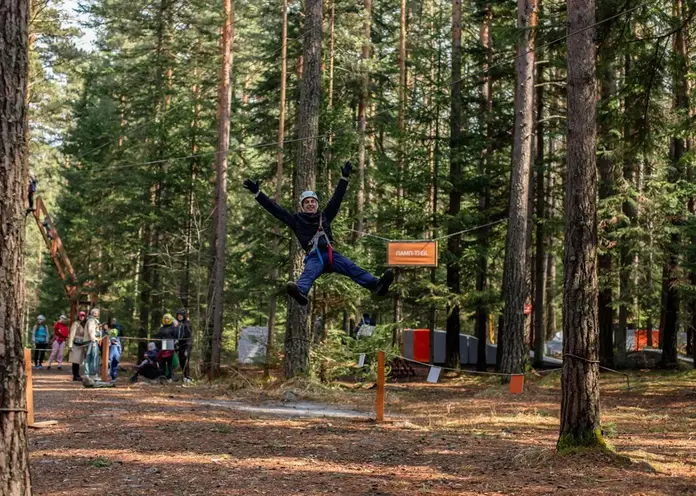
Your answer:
[75,0,661,187]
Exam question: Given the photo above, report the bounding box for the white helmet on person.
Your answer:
[37,314,45,322]
[299,191,318,205]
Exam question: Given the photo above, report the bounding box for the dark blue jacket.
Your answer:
[255,178,348,253]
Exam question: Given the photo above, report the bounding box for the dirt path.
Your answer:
[28,368,696,495]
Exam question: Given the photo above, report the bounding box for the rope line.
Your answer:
[563,353,600,364]
[392,354,520,377]
[74,0,657,179]
[0,408,28,414]
[346,218,507,244]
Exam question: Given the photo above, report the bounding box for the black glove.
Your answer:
[341,161,352,178]
[243,179,260,194]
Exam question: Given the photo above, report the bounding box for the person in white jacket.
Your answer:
[83,308,101,385]
[68,311,87,381]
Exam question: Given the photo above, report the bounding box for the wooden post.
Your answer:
[376,351,385,421]
[101,336,110,382]
[24,348,34,426]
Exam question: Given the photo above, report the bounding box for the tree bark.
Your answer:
[265,0,289,379]
[476,3,493,371]
[355,0,372,238]
[533,55,546,368]
[446,0,464,368]
[0,0,32,492]
[558,0,603,451]
[284,0,322,378]
[660,0,688,369]
[545,131,558,342]
[207,0,235,375]
[500,0,537,375]
[597,58,616,369]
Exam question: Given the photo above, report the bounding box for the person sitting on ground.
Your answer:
[243,161,393,306]
[31,315,50,369]
[175,309,193,384]
[47,314,69,370]
[129,342,164,383]
[68,311,87,381]
[108,328,122,383]
[155,313,177,379]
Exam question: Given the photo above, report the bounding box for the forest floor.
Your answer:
[28,365,696,496]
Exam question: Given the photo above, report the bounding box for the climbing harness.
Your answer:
[308,214,334,272]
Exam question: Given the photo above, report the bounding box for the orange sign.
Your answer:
[387,241,438,267]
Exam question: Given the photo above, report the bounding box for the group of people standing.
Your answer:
[30,307,193,386]
[30,314,69,369]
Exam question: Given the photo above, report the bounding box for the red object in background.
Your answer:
[413,329,431,363]
[524,304,532,316]
[634,329,660,350]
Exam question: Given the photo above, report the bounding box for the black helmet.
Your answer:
[176,308,187,319]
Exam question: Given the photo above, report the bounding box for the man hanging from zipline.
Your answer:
[243,161,393,306]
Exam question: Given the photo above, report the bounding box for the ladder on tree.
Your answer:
[32,196,96,320]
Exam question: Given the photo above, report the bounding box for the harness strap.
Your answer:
[309,214,333,271]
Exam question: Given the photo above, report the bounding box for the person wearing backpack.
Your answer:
[31,315,50,369]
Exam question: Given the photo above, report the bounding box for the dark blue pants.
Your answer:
[297,249,378,296]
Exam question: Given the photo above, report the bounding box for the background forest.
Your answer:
[26,0,696,377]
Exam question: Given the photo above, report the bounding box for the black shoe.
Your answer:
[375,269,394,296]
[73,376,82,382]
[129,375,138,383]
[57,366,62,370]
[47,366,51,370]
[286,281,309,306]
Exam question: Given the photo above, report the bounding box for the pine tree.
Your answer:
[0,0,32,492]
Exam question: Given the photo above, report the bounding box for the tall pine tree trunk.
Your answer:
[597,59,616,368]
[285,0,322,378]
[558,0,603,450]
[355,0,372,237]
[206,0,235,375]
[617,53,637,367]
[265,0,289,378]
[182,68,201,310]
[500,0,537,375]
[446,0,464,367]
[660,0,689,369]
[533,56,546,368]
[476,3,493,371]
[0,0,32,492]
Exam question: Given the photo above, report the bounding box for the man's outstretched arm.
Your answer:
[243,179,295,227]
[324,162,352,222]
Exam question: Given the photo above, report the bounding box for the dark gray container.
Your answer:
[403,329,414,360]
[459,334,470,365]
[433,330,446,364]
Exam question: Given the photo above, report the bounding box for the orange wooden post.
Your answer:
[101,336,110,382]
[24,348,35,426]
[376,351,385,421]
[509,374,524,394]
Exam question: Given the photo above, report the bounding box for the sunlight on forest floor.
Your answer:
[28,367,696,495]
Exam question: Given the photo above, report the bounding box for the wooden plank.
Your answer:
[376,351,385,422]
[28,420,58,429]
[24,348,34,427]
